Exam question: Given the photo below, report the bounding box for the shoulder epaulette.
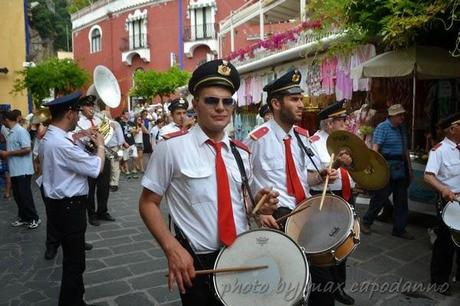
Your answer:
[309,134,320,143]
[294,126,309,137]
[231,139,251,153]
[431,142,442,151]
[249,126,269,140]
[163,129,188,140]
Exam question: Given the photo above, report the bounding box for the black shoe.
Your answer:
[97,213,115,221]
[88,216,100,226]
[85,242,93,251]
[110,186,118,192]
[334,288,355,305]
[44,247,58,260]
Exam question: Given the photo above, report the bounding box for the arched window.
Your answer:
[89,26,102,53]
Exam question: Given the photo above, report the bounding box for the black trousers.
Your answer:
[39,187,60,249]
[11,175,39,222]
[87,159,111,217]
[430,200,460,285]
[179,251,222,306]
[45,196,87,306]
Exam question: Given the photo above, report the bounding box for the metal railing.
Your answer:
[119,34,150,52]
[183,23,217,41]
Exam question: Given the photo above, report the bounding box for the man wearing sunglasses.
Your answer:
[139,59,279,306]
[245,70,348,306]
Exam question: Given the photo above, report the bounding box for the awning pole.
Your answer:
[411,67,416,151]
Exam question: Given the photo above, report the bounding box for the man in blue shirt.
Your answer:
[361,104,414,239]
[0,111,40,229]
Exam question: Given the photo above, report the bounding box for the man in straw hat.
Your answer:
[139,59,278,305]
[361,104,414,240]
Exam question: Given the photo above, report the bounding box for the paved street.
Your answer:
[1,172,459,306]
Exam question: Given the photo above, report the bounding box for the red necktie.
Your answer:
[90,119,95,128]
[207,140,236,246]
[283,136,306,204]
[340,167,351,202]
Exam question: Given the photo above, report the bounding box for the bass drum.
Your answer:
[285,194,360,267]
[213,229,310,306]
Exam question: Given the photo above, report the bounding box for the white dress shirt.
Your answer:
[425,137,460,193]
[39,125,101,199]
[308,130,355,191]
[246,119,311,210]
[158,122,181,140]
[142,125,250,254]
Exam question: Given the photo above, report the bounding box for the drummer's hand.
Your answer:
[255,187,279,215]
[320,168,338,182]
[165,240,195,294]
[441,187,456,202]
[336,150,352,168]
[259,215,280,230]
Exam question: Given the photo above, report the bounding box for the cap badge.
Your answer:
[217,61,231,76]
[292,71,300,83]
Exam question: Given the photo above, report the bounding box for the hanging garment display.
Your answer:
[336,56,353,100]
[320,57,338,95]
[350,44,376,91]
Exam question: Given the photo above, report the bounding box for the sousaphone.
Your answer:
[86,65,121,145]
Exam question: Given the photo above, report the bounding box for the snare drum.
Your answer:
[285,194,360,267]
[213,229,310,306]
[442,201,460,247]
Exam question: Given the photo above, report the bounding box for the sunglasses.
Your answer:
[203,96,235,107]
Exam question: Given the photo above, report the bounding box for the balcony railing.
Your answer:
[119,34,150,52]
[183,23,217,41]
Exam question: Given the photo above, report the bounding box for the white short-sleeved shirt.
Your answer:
[425,137,460,193]
[142,125,250,254]
[245,120,311,210]
[158,122,181,140]
[308,130,355,191]
[39,125,102,199]
[5,123,34,177]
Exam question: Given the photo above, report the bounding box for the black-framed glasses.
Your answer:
[203,96,235,107]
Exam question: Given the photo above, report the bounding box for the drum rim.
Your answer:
[213,228,309,306]
[285,194,355,254]
[442,201,460,230]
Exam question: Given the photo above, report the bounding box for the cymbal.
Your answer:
[326,130,370,171]
[349,150,390,190]
[31,109,51,125]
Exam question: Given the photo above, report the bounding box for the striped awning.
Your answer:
[187,0,216,9]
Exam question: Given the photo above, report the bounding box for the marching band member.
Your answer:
[139,59,278,306]
[245,70,340,306]
[308,101,356,305]
[39,92,104,306]
[159,98,189,139]
[76,97,115,226]
[424,112,460,296]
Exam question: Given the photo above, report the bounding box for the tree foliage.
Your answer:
[30,0,72,51]
[131,66,191,102]
[12,58,89,107]
[308,0,459,53]
[67,0,94,14]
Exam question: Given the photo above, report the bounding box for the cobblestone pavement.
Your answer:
[1,173,459,306]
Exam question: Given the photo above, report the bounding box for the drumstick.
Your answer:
[275,204,310,223]
[252,187,273,215]
[319,153,335,211]
[164,265,268,277]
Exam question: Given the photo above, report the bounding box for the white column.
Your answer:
[259,0,264,40]
[230,12,234,52]
[300,0,306,21]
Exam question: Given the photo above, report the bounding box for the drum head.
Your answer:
[285,195,354,254]
[214,229,308,306]
[442,202,460,230]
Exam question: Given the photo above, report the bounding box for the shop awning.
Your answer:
[351,46,460,80]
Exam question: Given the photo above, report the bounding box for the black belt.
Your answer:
[45,195,87,204]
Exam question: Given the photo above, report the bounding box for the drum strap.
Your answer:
[293,129,322,178]
[229,141,254,227]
